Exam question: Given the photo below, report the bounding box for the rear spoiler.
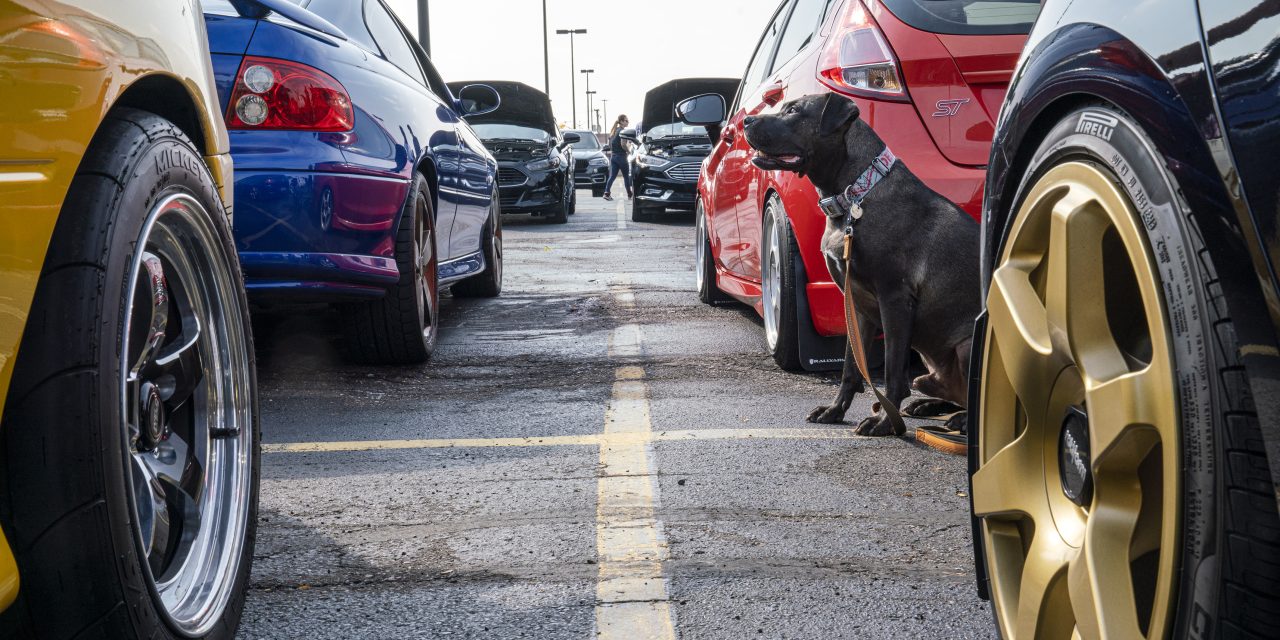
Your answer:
[227,0,347,40]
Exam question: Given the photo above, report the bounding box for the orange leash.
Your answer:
[842,235,906,436]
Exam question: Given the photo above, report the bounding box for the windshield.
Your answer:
[882,0,1041,35]
[471,124,552,143]
[646,122,708,139]
[567,133,601,150]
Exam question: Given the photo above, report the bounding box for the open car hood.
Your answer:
[640,77,740,133]
[447,80,557,137]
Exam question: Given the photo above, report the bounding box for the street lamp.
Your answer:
[593,108,602,133]
[601,99,608,133]
[416,0,430,56]
[555,29,587,127]
[580,69,595,130]
[541,1,549,94]
[585,90,597,131]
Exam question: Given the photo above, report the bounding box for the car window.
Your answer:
[364,0,427,86]
[568,133,601,150]
[302,0,378,51]
[880,0,1041,35]
[771,0,833,74]
[736,1,792,109]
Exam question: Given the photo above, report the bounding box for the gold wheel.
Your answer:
[977,161,1179,640]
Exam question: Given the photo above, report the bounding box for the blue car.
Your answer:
[969,0,1280,637]
[203,0,503,364]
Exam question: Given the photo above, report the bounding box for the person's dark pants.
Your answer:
[604,156,631,195]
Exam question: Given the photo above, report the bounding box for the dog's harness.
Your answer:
[822,146,907,436]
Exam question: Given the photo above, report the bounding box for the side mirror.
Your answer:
[643,135,653,145]
[676,93,726,126]
[454,84,501,117]
[561,132,582,146]
[619,127,639,143]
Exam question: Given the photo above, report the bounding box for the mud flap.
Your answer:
[794,250,846,372]
[967,310,990,601]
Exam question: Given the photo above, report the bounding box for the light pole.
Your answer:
[601,99,608,133]
[585,90,597,131]
[593,108,601,133]
[580,69,595,129]
[416,0,430,56]
[541,0,549,93]
[555,29,586,127]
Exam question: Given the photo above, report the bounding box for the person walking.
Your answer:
[603,115,633,201]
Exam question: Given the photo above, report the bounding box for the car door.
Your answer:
[735,0,833,279]
[360,0,463,253]
[716,2,792,278]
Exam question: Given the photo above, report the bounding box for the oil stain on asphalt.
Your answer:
[238,194,995,639]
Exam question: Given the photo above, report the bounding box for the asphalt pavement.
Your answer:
[240,188,995,639]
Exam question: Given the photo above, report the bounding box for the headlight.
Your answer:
[636,154,668,168]
[588,156,608,167]
[526,155,561,171]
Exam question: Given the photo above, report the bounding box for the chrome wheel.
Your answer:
[122,193,254,636]
[977,162,1179,639]
[695,202,709,292]
[761,202,783,352]
[490,203,503,287]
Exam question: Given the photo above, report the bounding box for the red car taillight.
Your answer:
[817,1,908,102]
[225,56,354,131]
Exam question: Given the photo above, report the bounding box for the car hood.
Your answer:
[644,140,713,158]
[486,140,556,162]
[447,80,557,136]
[640,77,740,132]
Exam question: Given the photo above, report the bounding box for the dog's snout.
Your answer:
[743,115,758,128]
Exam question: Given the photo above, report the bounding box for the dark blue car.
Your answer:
[203,0,504,364]
[968,0,1280,637]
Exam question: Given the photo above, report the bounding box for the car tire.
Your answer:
[341,173,439,364]
[452,189,503,299]
[632,199,657,223]
[568,185,577,215]
[974,105,1280,639]
[547,198,569,225]
[592,186,605,198]
[696,199,731,305]
[0,108,259,639]
[761,195,802,371]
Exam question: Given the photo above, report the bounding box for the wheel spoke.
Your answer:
[1014,534,1073,640]
[973,432,1045,518]
[131,454,172,570]
[1072,477,1145,639]
[1084,366,1167,464]
[988,266,1064,414]
[153,318,203,412]
[132,252,170,373]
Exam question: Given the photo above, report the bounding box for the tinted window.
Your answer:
[364,0,427,85]
[772,0,832,73]
[567,133,601,150]
[741,3,790,95]
[303,0,378,51]
[881,0,1041,35]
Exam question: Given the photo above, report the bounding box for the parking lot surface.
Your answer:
[241,193,994,639]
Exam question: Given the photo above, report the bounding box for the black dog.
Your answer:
[743,93,979,436]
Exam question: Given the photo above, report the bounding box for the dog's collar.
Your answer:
[818,147,898,227]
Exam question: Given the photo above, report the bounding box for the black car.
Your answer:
[565,129,608,197]
[630,78,739,222]
[448,81,578,224]
[969,0,1280,638]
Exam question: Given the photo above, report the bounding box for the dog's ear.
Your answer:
[818,94,860,137]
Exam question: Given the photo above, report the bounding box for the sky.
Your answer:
[385,0,782,131]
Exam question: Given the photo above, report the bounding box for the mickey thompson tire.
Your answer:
[0,109,259,639]
[974,105,1279,639]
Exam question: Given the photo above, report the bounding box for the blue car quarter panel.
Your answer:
[205,9,482,301]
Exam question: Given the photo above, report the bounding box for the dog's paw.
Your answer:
[807,405,846,424]
[944,411,968,434]
[902,397,963,418]
[854,413,904,437]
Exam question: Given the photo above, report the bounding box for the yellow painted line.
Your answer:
[595,319,676,639]
[261,428,862,454]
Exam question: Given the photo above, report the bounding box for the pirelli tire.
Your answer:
[974,104,1280,639]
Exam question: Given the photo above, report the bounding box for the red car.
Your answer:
[692,0,1037,370]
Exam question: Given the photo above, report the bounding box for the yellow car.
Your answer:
[0,1,258,637]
